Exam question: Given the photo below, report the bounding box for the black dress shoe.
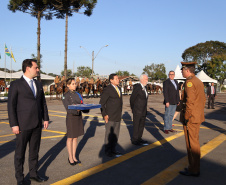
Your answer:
[68,158,76,166]
[112,151,122,155]
[179,170,200,177]
[139,139,148,144]
[132,141,142,146]
[30,175,48,182]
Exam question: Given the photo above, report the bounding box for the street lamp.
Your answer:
[80,45,108,77]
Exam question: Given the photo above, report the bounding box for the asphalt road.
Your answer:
[0,93,226,185]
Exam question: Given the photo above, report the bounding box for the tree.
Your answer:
[115,70,130,76]
[61,69,72,77]
[50,0,97,79]
[76,66,92,78]
[8,0,53,81]
[182,41,226,72]
[206,54,226,89]
[143,63,167,81]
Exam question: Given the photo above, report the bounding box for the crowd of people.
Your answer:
[7,58,215,185]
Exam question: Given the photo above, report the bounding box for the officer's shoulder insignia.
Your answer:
[187,82,192,87]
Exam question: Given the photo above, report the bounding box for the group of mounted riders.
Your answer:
[51,76,162,99]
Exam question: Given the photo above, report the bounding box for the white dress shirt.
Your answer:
[23,75,37,96]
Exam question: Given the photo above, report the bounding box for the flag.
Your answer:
[0,53,1,59]
[11,50,16,63]
[5,44,11,57]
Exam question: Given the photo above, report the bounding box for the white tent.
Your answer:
[174,65,186,80]
[0,71,11,79]
[0,71,55,92]
[196,70,218,83]
[0,70,54,80]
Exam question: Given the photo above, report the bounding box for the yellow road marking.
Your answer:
[49,113,226,131]
[0,135,65,144]
[0,140,15,144]
[0,122,9,124]
[51,132,185,185]
[49,114,66,118]
[0,134,15,137]
[49,110,66,114]
[141,132,226,185]
[41,135,65,139]
[43,129,66,135]
[0,114,8,116]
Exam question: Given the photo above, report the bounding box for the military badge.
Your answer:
[187,82,192,87]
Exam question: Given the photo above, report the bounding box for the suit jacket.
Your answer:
[99,84,123,122]
[8,76,49,130]
[207,86,217,97]
[163,78,180,105]
[130,83,148,116]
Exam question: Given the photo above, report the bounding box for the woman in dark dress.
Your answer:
[62,78,88,165]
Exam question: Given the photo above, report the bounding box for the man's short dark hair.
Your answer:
[109,73,117,81]
[22,59,37,73]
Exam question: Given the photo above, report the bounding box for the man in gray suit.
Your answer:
[100,73,123,157]
[8,59,49,185]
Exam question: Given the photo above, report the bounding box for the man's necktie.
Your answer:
[30,80,36,97]
[116,87,120,97]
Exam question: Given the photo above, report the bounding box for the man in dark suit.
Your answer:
[163,71,180,134]
[130,74,149,145]
[8,59,49,185]
[100,73,123,157]
[207,82,217,109]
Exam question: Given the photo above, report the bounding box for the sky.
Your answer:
[0,0,226,77]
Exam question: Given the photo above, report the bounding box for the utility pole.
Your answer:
[92,51,94,77]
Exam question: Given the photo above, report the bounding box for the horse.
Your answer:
[79,82,90,98]
[123,84,132,95]
[146,84,153,94]
[149,84,162,94]
[50,80,66,100]
[155,85,163,94]
[76,83,84,96]
[93,81,102,98]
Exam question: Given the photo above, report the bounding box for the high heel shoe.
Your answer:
[68,158,76,166]
[74,160,81,164]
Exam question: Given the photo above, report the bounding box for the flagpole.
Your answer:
[4,43,6,84]
[10,47,12,83]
